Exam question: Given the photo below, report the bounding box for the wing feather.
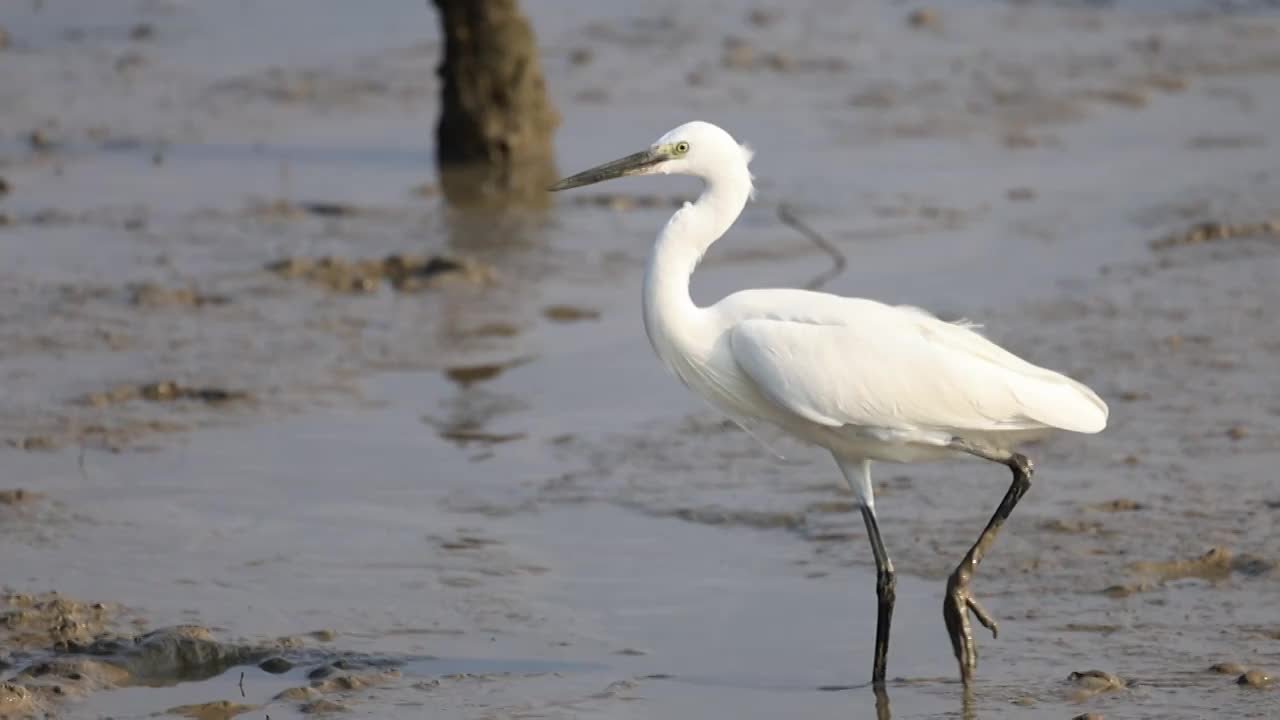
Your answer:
[728,307,1107,435]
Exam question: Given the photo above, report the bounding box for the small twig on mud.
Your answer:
[239,670,245,697]
[778,203,847,291]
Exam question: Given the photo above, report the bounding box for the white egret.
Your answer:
[550,121,1108,686]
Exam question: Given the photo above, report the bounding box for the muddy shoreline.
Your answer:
[4,1,1280,718]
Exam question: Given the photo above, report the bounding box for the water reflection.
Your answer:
[422,206,552,447]
[862,682,979,720]
[874,684,892,720]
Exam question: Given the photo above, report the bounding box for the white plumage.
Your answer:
[725,291,1107,436]
[550,120,1108,687]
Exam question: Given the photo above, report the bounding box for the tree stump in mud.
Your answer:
[430,0,559,207]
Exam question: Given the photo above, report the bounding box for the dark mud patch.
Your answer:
[661,506,806,531]
[266,254,495,294]
[1039,517,1109,535]
[443,358,531,388]
[258,657,293,674]
[458,321,521,339]
[1088,498,1145,512]
[1151,219,1280,249]
[436,425,527,446]
[129,283,230,309]
[8,417,191,454]
[569,192,685,211]
[247,198,413,221]
[82,381,251,408]
[0,489,43,507]
[543,305,601,323]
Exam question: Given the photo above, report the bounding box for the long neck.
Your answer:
[642,167,752,362]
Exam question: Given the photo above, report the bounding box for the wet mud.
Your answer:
[0,591,420,718]
[265,253,494,294]
[3,0,1280,718]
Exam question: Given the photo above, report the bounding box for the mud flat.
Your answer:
[3,0,1280,717]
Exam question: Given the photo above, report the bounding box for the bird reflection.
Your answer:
[865,682,978,720]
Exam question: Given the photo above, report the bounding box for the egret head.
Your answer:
[549,121,754,192]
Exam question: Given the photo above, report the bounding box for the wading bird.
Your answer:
[550,121,1107,686]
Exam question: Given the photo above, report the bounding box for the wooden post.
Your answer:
[430,0,559,207]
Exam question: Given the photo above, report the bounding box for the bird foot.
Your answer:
[943,571,999,684]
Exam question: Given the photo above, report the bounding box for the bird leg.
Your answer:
[860,505,896,687]
[943,440,1034,684]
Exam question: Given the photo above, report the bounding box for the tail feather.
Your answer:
[1013,374,1108,434]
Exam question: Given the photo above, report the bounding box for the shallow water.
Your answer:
[3,0,1280,718]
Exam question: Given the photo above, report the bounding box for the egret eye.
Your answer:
[674,141,690,155]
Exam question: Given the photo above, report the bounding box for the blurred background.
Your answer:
[2,1,1279,718]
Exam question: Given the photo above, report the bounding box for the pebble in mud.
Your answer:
[259,657,293,674]
[1237,670,1274,688]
